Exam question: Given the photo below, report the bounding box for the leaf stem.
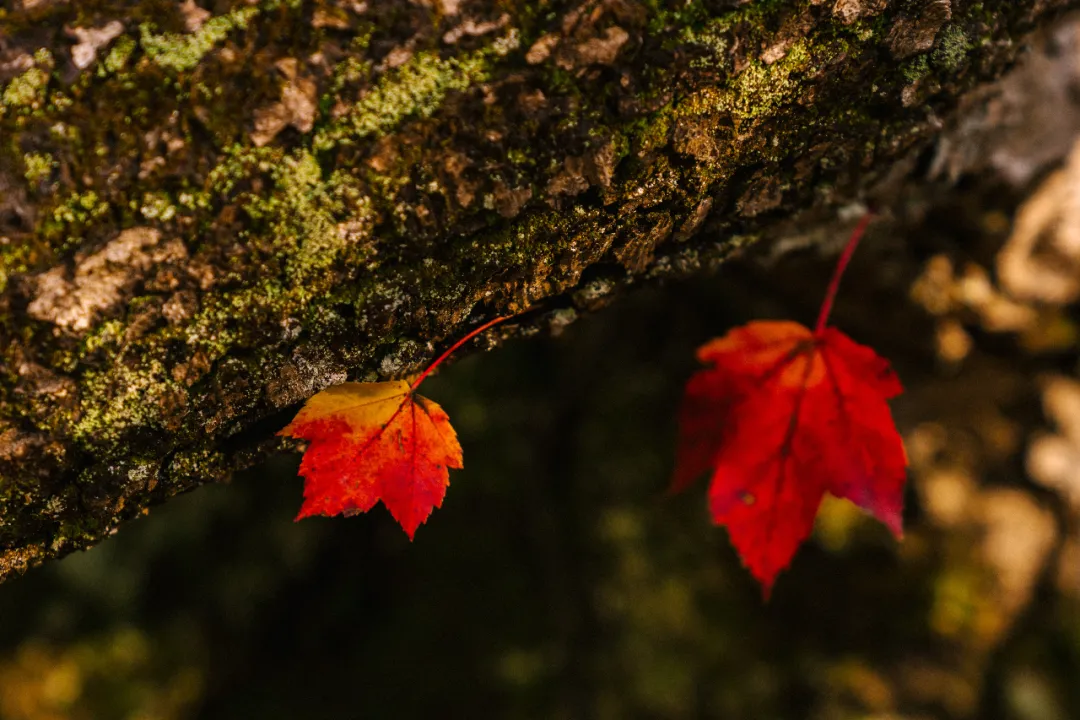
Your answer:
[411,316,508,390]
[813,211,874,336]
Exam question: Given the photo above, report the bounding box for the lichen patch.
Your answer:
[27,227,187,332]
[886,0,951,59]
[67,21,125,70]
[833,0,889,25]
[251,58,319,147]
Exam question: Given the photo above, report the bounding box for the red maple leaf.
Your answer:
[672,214,908,594]
[280,317,504,538]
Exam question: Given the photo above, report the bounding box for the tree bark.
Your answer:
[0,0,1073,581]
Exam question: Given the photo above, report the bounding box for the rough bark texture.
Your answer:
[0,0,1073,581]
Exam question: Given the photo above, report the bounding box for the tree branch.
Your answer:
[0,0,1072,580]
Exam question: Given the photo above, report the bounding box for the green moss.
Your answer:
[672,0,783,62]
[644,0,711,35]
[668,0,789,43]
[902,54,931,84]
[684,30,730,71]
[239,150,376,289]
[48,190,109,227]
[506,148,530,166]
[49,90,74,113]
[932,25,970,71]
[137,191,177,222]
[176,191,209,211]
[83,321,126,355]
[100,35,136,75]
[848,17,879,43]
[168,447,227,484]
[2,66,49,111]
[0,244,39,295]
[630,109,673,156]
[140,6,261,73]
[313,50,492,151]
[327,55,372,98]
[719,39,817,122]
[323,29,375,103]
[206,147,263,193]
[36,190,110,255]
[72,359,180,444]
[51,519,100,552]
[174,286,285,360]
[1,49,56,115]
[23,152,54,184]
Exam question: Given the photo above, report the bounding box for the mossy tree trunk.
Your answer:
[0,0,1072,580]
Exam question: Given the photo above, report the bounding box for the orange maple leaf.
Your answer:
[672,214,909,594]
[280,318,504,538]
